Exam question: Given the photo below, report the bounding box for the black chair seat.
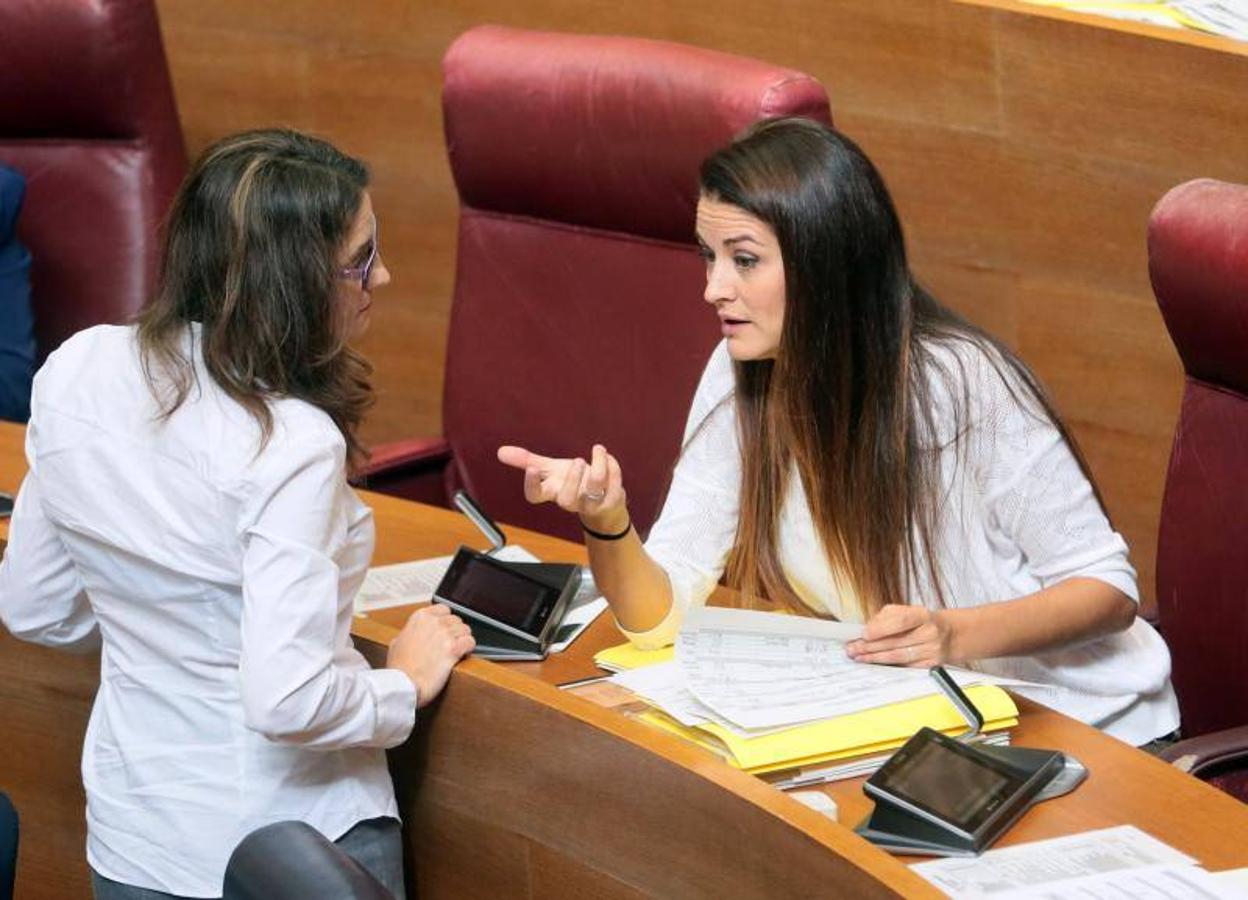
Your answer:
[223,821,393,900]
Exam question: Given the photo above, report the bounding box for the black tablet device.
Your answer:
[862,727,1063,854]
[433,547,581,659]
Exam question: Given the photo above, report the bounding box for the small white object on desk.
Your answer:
[790,790,838,823]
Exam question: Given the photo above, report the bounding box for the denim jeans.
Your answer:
[90,816,405,900]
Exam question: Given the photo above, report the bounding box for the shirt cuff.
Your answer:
[615,593,687,650]
[1083,569,1140,604]
[367,667,419,748]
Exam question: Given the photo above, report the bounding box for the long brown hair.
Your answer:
[700,117,1102,618]
[137,129,374,469]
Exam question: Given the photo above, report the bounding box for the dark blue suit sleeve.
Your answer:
[0,165,35,423]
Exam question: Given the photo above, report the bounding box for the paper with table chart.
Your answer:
[988,865,1248,899]
[613,661,794,736]
[674,607,1031,730]
[909,825,1248,899]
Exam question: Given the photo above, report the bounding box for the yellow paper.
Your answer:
[742,718,1018,774]
[638,685,1018,772]
[594,642,673,671]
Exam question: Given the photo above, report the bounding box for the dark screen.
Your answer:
[443,556,555,635]
[883,740,1015,826]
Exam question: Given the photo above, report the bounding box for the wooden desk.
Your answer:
[3,421,1248,899]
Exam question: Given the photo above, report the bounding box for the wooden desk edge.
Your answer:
[353,621,940,895]
[361,601,1248,877]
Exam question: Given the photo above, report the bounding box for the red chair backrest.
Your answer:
[440,25,831,540]
[1150,178,1248,738]
[0,0,186,359]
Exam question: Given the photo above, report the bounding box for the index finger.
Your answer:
[498,445,552,471]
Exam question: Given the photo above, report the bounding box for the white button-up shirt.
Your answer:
[0,324,416,897]
[635,340,1178,746]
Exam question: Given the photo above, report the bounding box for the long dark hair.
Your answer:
[137,129,374,469]
[700,117,1101,618]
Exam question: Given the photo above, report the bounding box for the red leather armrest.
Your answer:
[1160,725,1248,777]
[362,437,452,475]
[354,437,455,508]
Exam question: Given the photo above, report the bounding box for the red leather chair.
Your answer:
[1150,178,1248,802]
[361,25,831,541]
[0,0,186,359]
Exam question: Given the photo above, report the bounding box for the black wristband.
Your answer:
[580,517,632,541]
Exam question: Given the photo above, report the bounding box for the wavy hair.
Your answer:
[137,129,374,469]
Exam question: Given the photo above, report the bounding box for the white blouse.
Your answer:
[634,340,1179,746]
[0,325,416,897]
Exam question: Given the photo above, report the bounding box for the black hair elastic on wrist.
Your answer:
[580,518,632,541]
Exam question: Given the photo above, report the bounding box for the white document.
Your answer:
[354,544,540,612]
[1169,1,1248,39]
[613,661,715,727]
[685,606,866,644]
[991,864,1248,899]
[1214,868,1248,894]
[612,660,797,736]
[677,607,983,730]
[912,825,1200,898]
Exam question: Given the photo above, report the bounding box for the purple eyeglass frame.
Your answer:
[338,217,378,290]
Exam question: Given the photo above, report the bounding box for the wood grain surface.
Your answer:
[149,0,1248,615]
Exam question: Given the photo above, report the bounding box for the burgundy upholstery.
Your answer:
[363,25,831,541]
[0,0,185,359]
[1151,178,1248,802]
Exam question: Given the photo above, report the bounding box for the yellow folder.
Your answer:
[594,640,1018,773]
[637,684,1017,772]
[593,642,674,671]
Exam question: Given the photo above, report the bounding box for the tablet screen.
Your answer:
[869,731,1026,833]
[438,551,560,637]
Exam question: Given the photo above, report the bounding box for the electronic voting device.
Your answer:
[855,667,1077,856]
[433,546,581,661]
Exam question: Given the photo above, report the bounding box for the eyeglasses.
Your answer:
[337,218,379,290]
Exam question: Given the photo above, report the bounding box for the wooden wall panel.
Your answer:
[998,11,1248,180]
[152,0,1248,613]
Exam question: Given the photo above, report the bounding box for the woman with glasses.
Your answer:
[499,117,1177,749]
[0,130,473,899]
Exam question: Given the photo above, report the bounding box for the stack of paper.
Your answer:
[1021,0,1248,40]
[595,607,1019,785]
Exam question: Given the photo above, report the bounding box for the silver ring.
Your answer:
[906,646,915,663]
[584,489,606,502]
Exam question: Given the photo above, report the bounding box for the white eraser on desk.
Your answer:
[792,790,838,822]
